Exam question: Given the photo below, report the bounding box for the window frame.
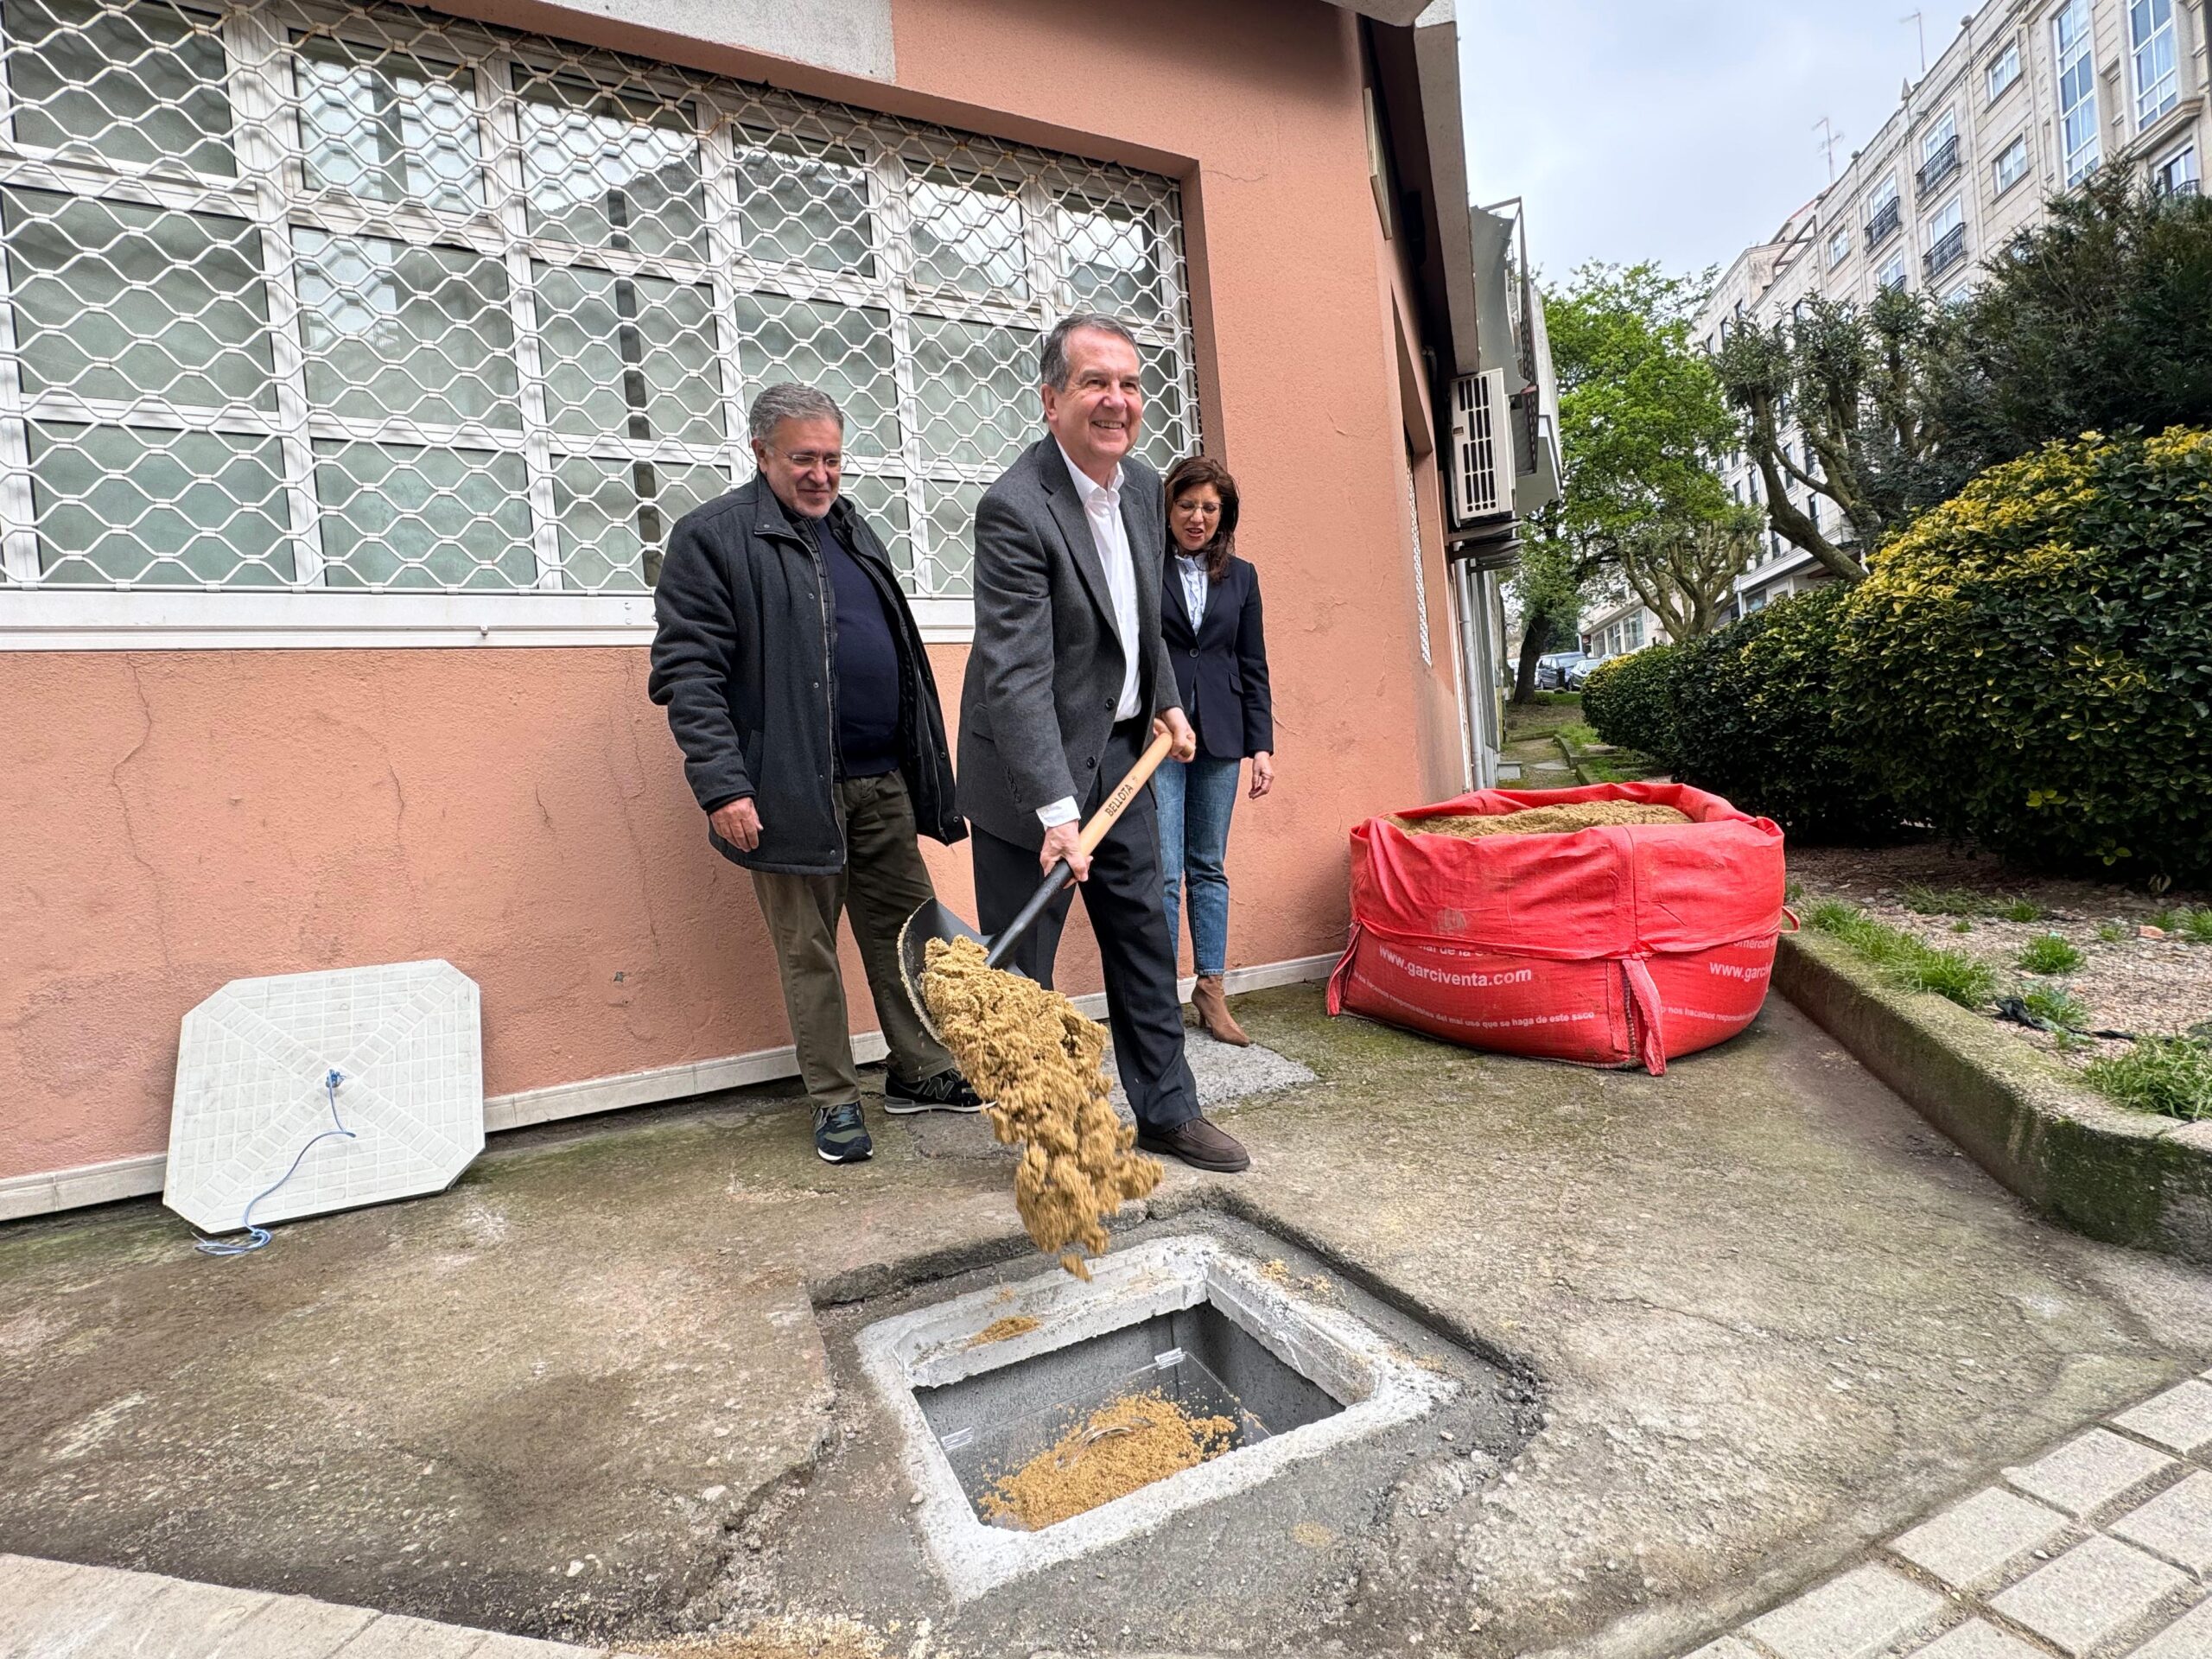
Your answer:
[1993,130,2031,195]
[0,0,1202,646]
[2055,0,2101,187]
[2130,0,2178,129]
[1986,38,2022,104]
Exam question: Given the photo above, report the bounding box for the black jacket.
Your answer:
[1161,552,1274,760]
[649,478,963,875]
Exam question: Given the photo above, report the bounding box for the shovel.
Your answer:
[899,728,1176,1041]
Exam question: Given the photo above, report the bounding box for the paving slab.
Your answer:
[1989,1535,2190,1656]
[1910,1622,2048,1659]
[1744,1563,1945,1659]
[2130,1595,2212,1658]
[2119,1381,2212,1457]
[206,1593,378,1659]
[10,988,2212,1659]
[2005,1430,2179,1519]
[1890,1485,2074,1591]
[2113,1471,2212,1576]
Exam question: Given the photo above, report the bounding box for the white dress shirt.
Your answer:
[1175,553,1208,632]
[1039,440,1143,830]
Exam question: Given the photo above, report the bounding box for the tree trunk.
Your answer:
[1512,603,1554,704]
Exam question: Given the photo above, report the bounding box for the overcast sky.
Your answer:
[1455,0,1939,284]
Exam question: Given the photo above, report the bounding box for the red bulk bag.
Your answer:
[1325,783,1787,1074]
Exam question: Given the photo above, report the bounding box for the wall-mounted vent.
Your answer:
[1448,369,1513,527]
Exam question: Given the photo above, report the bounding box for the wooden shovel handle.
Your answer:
[1077,728,1175,856]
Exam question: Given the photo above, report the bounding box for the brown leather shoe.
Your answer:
[1137,1115,1251,1173]
[1191,975,1251,1046]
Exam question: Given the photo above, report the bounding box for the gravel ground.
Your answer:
[1787,843,2212,1071]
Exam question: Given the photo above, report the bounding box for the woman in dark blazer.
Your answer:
[1157,455,1274,1046]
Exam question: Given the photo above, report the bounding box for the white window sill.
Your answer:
[0,589,977,649]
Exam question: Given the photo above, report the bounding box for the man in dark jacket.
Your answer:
[650,383,981,1166]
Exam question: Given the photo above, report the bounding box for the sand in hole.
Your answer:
[981,1389,1237,1531]
[1390,801,1691,838]
[920,936,1160,1280]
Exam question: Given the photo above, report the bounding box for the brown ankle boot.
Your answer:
[1192,976,1250,1046]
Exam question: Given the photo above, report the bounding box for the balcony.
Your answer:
[1865,196,1902,251]
[1923,223,1967,282]
[1916,134,1961,198]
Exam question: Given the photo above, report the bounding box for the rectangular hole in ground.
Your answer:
[913,1295,1346,1527]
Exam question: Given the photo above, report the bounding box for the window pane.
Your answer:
[550,453,724,591]
[29,422,290,584]
[734,131,874,276]
[1139,346,1191,474]
[909,315,1037,471]
[293,35,484,215]
[533,262,721,446]
[516,72,706,261]
[3,187,274,410]
[314,439,531,588]
[843,472,912,586]
[919,476,979,598]
[3,0,234,176]
[295,228,518,429]
[730,293,898,459]
[907,169,1027,299]
[1058,198,1161,319]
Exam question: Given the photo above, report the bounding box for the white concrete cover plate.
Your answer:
[164,960,483,1235]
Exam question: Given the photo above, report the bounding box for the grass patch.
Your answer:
[2181,908,2212,944]
[1998,898,2045,924]
[2085,1038,2212,1121]
[2018,933,2086,975]
[2021,984,2094,1050]
[1557,722,1601,749]
[1807,900,1999,1010]
[1951,918,1974,934]
[2097,920,2127,944]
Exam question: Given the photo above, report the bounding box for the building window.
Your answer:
[1993,133,2031,194]
[2056,0,2101,186]
[0,0,1199,608]
[1866,174,1901,248]
[1624,613,1643,651]
[1877,252,1908,290]
[2132,0,2178,128]
[2154,144,2201,198]
[1827,224,1850,268]
[1986,39,2021,103]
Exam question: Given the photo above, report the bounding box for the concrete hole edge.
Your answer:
[853,1230,1465,1601]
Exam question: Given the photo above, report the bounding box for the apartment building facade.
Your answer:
[1697,0,2209,615]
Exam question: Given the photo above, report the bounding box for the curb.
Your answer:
[1775,930,2212,1264]
[1552,733,1596,785]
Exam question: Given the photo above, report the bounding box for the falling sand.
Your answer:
[919,936,1161,1280]
[966,1315,1041,1347]
[1389,802,1691,838]
[980,1390,1237,1530]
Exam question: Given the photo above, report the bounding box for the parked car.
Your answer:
[1535,652,1587,690]
[1564,656,1602,690]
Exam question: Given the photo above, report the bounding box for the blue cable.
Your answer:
[195,1068,357,1257]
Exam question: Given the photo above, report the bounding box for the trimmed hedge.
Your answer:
[1579,643,1680,760]
[1840,428,2212,882]
[1667,587,1904,841]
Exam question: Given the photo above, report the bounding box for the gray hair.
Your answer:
[1039,313,1141,391]
[747,382,843,446]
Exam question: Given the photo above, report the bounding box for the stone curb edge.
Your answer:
[1774,930,2212,1265]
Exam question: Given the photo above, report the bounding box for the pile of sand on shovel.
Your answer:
[920,935,1161,1280]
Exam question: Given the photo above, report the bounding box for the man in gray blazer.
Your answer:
[957,314,1250,1173]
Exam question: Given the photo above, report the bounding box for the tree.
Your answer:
[1618,505,1764,644]
[1507,532,1583,703]
[1713,287,1946,582]
[1932,173,2212,486]
[1541,261,1746,659]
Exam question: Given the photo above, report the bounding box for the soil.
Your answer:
[632,1617,886,1658]
[966,1315,1040,1347]
[1389,802,1691,838]
[1788,843,2212,1071]
[918,936,1162,1280]
[979,1389,1238,1531]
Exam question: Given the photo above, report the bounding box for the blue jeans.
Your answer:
[1155,755,1241,977]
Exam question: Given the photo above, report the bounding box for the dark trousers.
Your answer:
[970,721,1200,1135]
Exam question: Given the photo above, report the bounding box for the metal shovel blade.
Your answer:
[897,899,988,1046]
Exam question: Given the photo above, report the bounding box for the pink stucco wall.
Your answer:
[0,0,1464,1185]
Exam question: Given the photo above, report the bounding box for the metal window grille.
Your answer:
[0,0,1200,600]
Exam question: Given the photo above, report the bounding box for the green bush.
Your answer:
[1580,644,1681,762]
[1662,587,1904,839]
[1839,428,2212,883]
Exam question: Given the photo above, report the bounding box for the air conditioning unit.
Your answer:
[1447,369,1513,528]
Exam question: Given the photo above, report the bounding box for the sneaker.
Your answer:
[813,1102,874,1163]
[883,1068,986,1115]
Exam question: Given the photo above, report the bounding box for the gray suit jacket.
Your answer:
[957,437,1182,849]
